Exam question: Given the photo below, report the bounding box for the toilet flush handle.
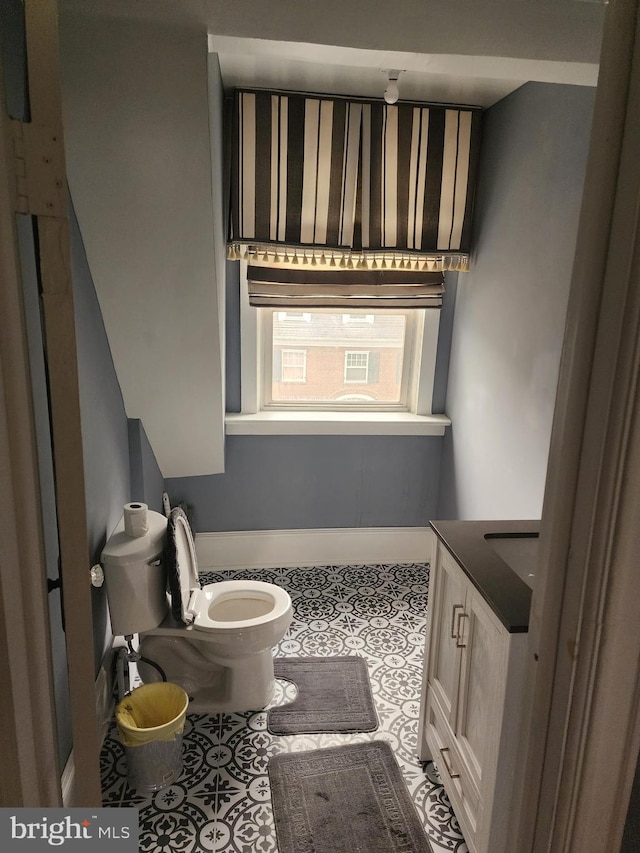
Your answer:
[90,564,105,588]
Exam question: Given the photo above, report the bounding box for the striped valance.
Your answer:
[247,264,445,309]
[229,89,481,269]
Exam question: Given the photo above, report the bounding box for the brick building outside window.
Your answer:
[271,312,405,404]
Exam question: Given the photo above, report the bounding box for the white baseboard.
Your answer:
[195,526,433,570]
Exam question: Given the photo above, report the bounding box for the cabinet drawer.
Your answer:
[424,687,480,853]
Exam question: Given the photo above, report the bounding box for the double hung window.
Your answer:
[260,307,426,411]
[232,263,450,434]
[344,352,371,384]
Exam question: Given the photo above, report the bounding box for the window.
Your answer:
[233,261,450,435]
[263,309,411,409]
[343,314,374,324]
[344,351,370,383]
[279,349,307,383]
[277,312,311,323]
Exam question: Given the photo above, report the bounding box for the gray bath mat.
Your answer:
[269,741,433,853]
[268,655,378,734]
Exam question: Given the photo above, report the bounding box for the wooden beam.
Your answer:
[0,22,61,805]
[21,0,102,806]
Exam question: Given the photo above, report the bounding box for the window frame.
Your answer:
[236,260,447,433]
[261,307,419,412]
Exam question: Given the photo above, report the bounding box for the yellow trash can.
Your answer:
[116,682,189,792]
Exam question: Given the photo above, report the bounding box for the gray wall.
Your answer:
[438,82,595,520]
[225,260,242,413]
[128,419,167,515]
[168,263,457,532]
[71,193,165,658]
[69,195,132,666]
[72,213,166,648]
[168,435,443,532]
[0,0,28,121]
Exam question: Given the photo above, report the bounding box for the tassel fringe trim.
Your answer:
[226,242,469,272]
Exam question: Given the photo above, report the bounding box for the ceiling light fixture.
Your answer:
[384,70,401,105]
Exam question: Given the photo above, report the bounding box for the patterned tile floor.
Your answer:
[100,563,469,852]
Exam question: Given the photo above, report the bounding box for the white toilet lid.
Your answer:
[165,507,199,624]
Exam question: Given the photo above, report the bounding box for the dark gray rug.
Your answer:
[267,656,378,734]
[268,741,433,853]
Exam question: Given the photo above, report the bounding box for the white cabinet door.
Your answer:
[422,686,481,852]
[456,585,509,805]
[419,538,528,853]
[425,545,468,729]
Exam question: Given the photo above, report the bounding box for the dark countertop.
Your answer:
[429,519,540,633]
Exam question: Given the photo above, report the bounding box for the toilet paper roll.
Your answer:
[123,502,149,538]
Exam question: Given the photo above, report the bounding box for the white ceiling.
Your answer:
[209,36,600,109]
[62,0,604,109]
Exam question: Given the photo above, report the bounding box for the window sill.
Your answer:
[225,411,451,436]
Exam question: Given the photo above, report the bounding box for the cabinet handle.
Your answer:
[451,604,464,639]
[455,612,468,648]
[439,747,460,779]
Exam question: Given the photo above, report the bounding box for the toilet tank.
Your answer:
[102,509,169,636]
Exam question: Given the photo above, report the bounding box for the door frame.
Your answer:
[2,0,640,836]
[0,0,102,806]
[0,44,61,809]
[512,0,640,849]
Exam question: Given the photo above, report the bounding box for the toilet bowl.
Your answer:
[139,579,292,712]
[102,507,293,713]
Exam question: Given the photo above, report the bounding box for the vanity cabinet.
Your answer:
[418,528,531,853]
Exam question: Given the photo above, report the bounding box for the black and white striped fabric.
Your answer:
[246,264,445,309]
[229,89,481,260]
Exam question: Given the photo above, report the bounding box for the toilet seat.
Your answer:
[165,508,291,633]
[190,581,292,633]
[165,507,200,624]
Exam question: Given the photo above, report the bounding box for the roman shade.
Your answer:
[247,264,445,308]
[228,88,482,273]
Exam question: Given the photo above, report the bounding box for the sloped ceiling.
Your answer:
[60,0,605,65]
[210,36,599,109]
[58,0,604,478]
[62,0,604,105]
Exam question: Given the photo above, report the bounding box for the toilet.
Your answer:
[102,507,292,713]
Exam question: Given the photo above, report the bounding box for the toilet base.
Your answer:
[138,635,277,713]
